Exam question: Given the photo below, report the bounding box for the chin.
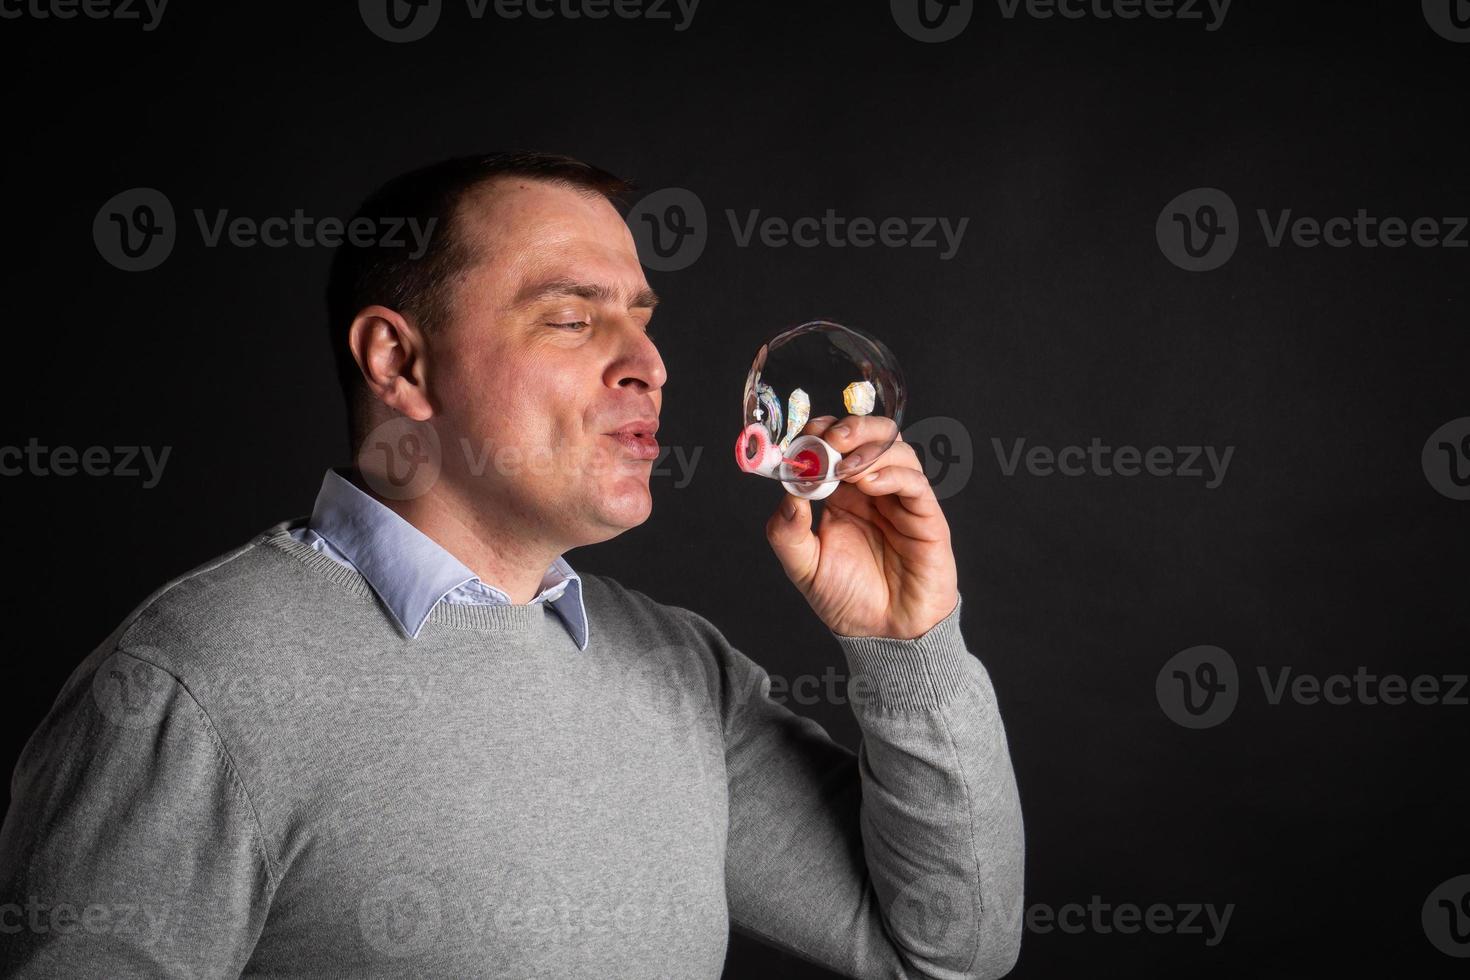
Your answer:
[594,479,654,531]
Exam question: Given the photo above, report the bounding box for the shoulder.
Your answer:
[15,526,301,793]
[108,521,362,678]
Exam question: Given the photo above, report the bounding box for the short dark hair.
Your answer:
[325,151,634,441]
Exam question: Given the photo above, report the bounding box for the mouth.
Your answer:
[603,420,660,461]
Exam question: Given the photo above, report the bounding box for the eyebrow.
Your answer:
[512,277,660,311]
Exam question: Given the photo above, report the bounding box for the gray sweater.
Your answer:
[0,522,1024,979]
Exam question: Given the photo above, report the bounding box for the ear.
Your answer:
[347,305,433,422]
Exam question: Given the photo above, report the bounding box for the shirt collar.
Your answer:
[306,469,589,649]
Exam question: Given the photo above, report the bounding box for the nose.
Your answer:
[605,322,667,394]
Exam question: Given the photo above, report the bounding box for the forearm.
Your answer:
[721,595,1025,980]
[833,594,1025,979]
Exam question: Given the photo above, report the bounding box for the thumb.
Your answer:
[765,494,819,589]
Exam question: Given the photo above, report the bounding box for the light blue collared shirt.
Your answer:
[289,469,589,649]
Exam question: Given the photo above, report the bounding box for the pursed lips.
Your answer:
[602,419,660,461]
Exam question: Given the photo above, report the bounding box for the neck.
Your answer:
[347,469,561,603]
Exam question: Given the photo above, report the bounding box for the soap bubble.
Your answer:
[735,321,906,500]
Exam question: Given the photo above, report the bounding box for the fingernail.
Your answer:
[783,500,796,519]
[845,453,863,469]
[832,425,850,437]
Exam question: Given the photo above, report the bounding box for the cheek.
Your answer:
[440,353,522,432]
[454,351,588,446]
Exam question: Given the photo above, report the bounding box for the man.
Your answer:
[0,152,1024,978]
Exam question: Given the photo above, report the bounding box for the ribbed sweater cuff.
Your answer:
[831,594,970,711]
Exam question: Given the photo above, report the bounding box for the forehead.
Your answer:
[454,178,646,303]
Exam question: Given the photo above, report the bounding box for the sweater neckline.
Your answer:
[260,520,545,635]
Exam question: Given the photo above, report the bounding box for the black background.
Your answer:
[3,1,1468,976]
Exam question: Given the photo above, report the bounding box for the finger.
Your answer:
[764,493,820,589]
[824,479,880,521]
[850,462,941,518]
[837,437,920,480]
[799,415,840,438]
[875,490,946,541]
[818,415,899,454]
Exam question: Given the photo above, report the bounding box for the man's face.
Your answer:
[428,178,665,548]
